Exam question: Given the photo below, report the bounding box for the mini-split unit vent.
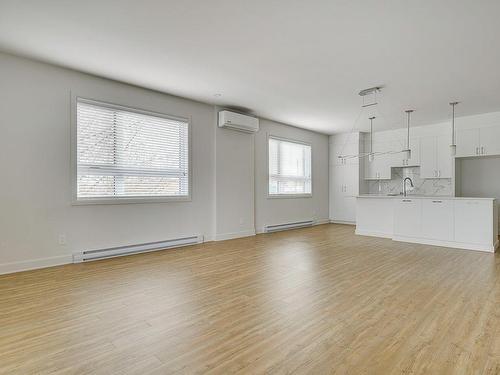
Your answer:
[264,220,314,233]
[218,110,259,133]
[73,235,203,263]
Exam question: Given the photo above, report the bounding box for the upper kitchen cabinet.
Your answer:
[456,125,500,157]
[363,138,392,180]
[330,133,360,166]
[420,135,452,179]
[478,126,500,156]
[392,137,420,167]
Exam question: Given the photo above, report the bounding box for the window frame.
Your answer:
[71,95,192,205]
[267,134,313,199]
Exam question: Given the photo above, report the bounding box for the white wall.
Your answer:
[458,156,500,230]
[0,52,330,274]
[255,119,330,232]
[215,115,255,240]
[0,52,216,273]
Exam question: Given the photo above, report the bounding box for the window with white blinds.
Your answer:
[268,137,312,196]
[76,98,189,201]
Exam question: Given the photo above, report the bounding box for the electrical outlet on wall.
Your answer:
[58,234,67,246]
[239,217,244,225]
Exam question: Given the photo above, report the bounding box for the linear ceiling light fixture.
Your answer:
[402,109,414,160]
[449,101,459,156]
[359,86,381,108]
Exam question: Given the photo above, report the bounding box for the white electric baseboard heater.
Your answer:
[73,235,203,263]
[264,220,314,233]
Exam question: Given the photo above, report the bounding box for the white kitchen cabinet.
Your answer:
[364,139,392,180]
[421,199,454,241]
[454,200,493,245]
[356,196,497,252]
[456,125,500,157]
[419,135,451,179]
[394,198,422,237]
[364,155,392,180]
[356,197,394,237]
[436,135,452,178]
[392,138,420,167]
[478,126,500,156]
[330,165,358,223]
[329,133,362,224]
[456,128,480,157]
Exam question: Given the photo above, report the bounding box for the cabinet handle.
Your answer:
[402,199,412,202]
[476,147,479,155]
[432,200,443,203]
[481,146,484,155]
[438,170,441,177]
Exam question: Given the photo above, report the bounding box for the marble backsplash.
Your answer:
[367,167,453,196]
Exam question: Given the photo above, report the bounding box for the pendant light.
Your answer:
[368,116,375,162]
[402,110,414,160]
[450,102,459,156]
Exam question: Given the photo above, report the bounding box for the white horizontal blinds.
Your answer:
[269,137,312,195]
[77,99,189,199]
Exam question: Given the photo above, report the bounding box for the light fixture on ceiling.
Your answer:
[368,116,375,162]
[449,101,459,156]
[213,93,222,97]
[359,86,381,108]
[402,109,414,160]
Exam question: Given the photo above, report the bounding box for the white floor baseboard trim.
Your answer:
[0,254,73,275]
[392,235,496,253]
[330,220,355,225]
[355,229,393,239]
[215,230,256,241]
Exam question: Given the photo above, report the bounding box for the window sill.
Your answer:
[267,194,313,199]
[72,195,192,205]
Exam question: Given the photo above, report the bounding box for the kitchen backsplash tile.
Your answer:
[367,167,453,196]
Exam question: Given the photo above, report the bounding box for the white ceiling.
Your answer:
[1,0,500,134]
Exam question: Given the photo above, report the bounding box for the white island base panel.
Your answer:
[356,195,498,253]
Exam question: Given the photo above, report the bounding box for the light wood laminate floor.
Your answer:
[1,224,500,374]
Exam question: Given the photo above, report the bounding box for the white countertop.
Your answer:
[357,194,496,200]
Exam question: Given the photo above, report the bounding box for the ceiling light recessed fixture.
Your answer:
[213,93,222,97]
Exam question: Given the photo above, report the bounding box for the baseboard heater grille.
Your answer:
[73,235,203,263]
[264,220,314,233]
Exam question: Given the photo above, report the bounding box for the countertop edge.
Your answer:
[357,195,496,201]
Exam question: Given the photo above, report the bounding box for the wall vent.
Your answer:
[73,235,203,263]
[264,220,314,233]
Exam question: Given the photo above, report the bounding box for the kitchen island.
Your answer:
[356,195,498,252]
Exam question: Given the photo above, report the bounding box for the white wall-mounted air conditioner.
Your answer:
[218,110,259,133]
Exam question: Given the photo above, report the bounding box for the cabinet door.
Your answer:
[377,154,392,180]
[394,198,422,237]
[454,200,492,244]
[420,136,437,179]
[330,166,344,220]
[394,137,420,167]
[479,126,500,156]
[344,165,359,197]
[407,137,420,166]
[364,155,377,179]
[436,135,452,178]
[331,140,359,166]
[421,199,454,241]
[456,128,480,157]
[391,138,406,168]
